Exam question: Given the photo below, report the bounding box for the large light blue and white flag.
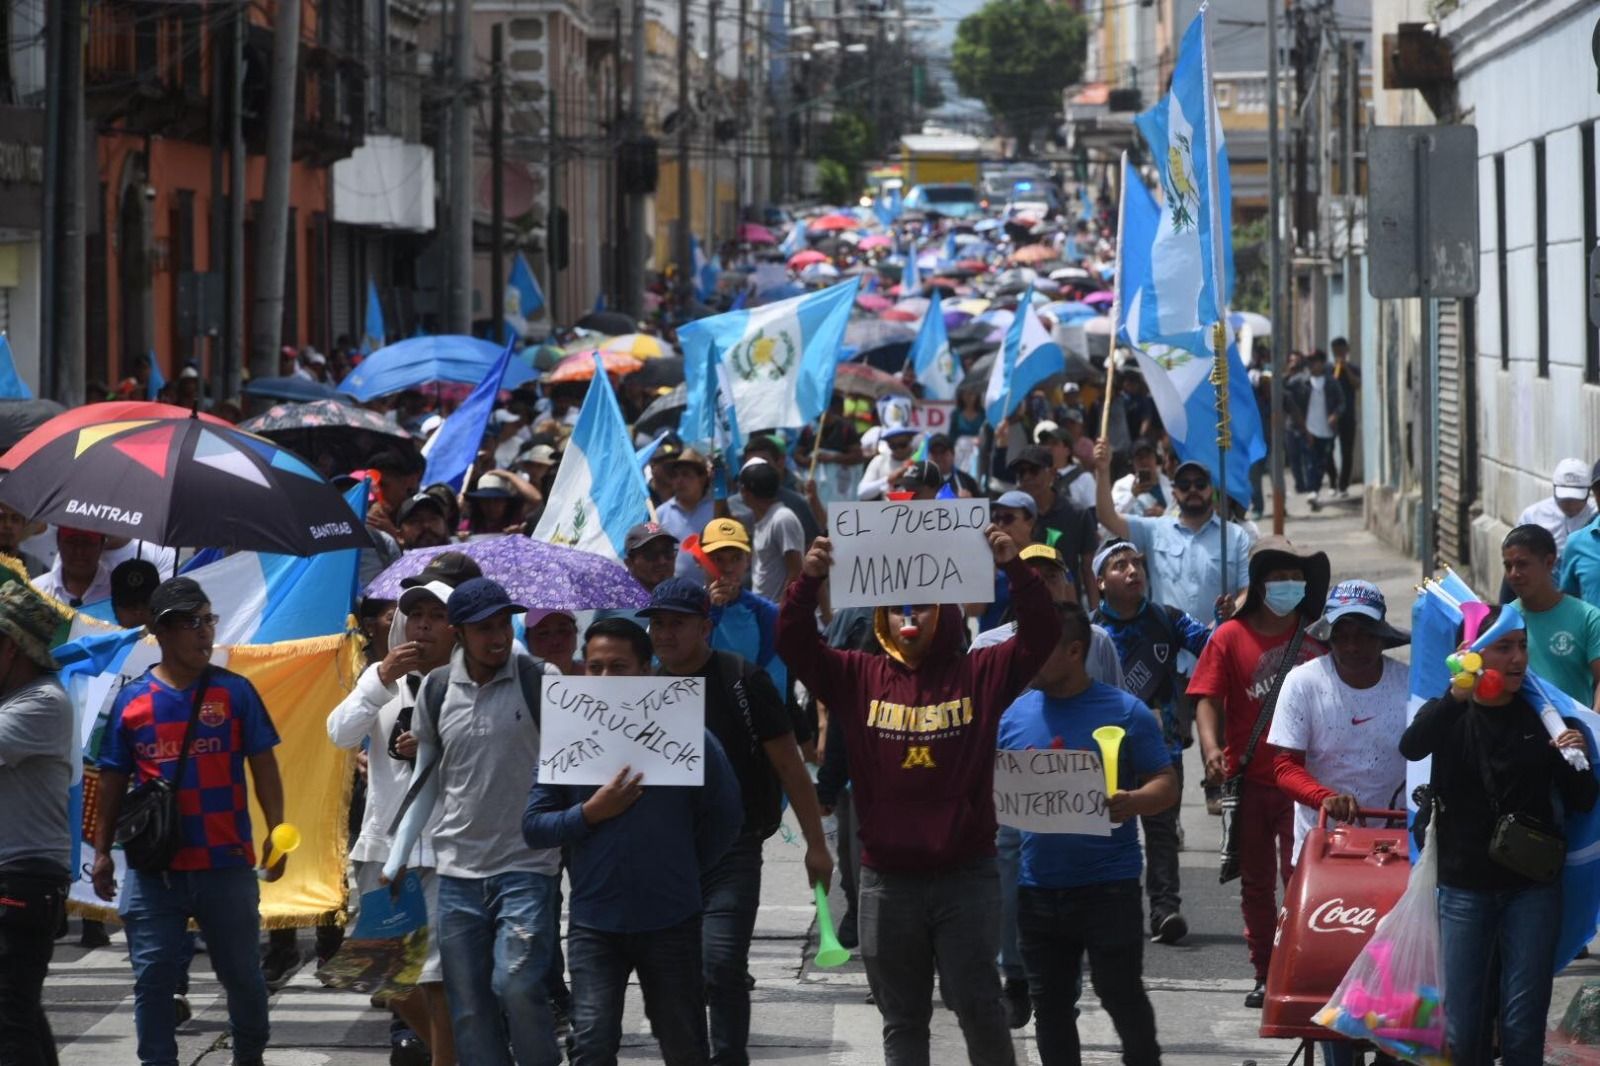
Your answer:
[77,482,367,645]
[678,278,859,439]
[1127,4,1234,355]
[984,289,1064,424]
[506,251,546,339]
[780,219,809,256]
[533,356,651,561]
[907,290,960,401]
[363,280,386,354]
[1119,156,1262,506]
[422,338,517,491]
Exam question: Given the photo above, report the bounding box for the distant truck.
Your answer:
[899,132,982,189]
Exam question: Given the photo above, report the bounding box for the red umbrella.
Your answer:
[1,401,232,471]
[881,309,919,322]
[809,213,860,232]
[833,362,912,400]
[787,249,829,269]
[737,222,777,245]
[857,293,893,313]
[545,350,643,384]
[857,234,893,251]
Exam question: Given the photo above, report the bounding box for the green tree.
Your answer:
[1231,216,1269,315]
[817,159,854,205]
[952,0,1086,153]
[818,110,875,202]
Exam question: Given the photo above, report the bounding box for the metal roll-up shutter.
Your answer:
[329,224,352,343]
[1436,298,1471,568]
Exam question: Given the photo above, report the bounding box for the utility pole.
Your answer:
[676,0,693,301]
[1267,0,1285,534]
[39,0,58,398]
[612,4,624,307]
[548,86,560,319]
[707,0,719,254]
[226,6,245,398]
[490,24,506,341]
[448,0,474,333]
[249,0,302,382]
[49,1,86,405]
[735,0,748,226]
[626,0,647,318]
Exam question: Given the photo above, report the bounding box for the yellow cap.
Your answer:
[701,517,751,553]
[1019,543,1064,569]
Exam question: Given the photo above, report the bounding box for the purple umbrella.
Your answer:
[364,536,649,610]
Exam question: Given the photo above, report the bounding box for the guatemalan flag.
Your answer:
[873,187,903,227]
[363,280,386,354]
[1409,572,1600,973]
[901,242,922,296]
[907,290,960,401]
[506,251,546,340]
[984,288,1064,424]
[1119,157,1263,507]
[692,236,720,303]
[1126,3,1233,356]
[677,278,859,440]
[422,338,517,491]
[532,355,651,562]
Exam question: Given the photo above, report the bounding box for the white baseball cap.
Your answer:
[1554,457,1591,500]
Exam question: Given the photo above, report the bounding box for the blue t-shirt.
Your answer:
[996,682,1171,889]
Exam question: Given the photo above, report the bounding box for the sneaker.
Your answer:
[1152,913,1189,945]
[173,994,192,1026]
[1244,980,1266,1008]
[389,1035,429,1066]
[261,942,303,990]
[1337,488,1350,499]
[837,909,859,949]
[79,920,111,949]
[1003,977,1031,1030]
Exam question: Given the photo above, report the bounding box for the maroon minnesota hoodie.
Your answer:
[777,558,1061,874]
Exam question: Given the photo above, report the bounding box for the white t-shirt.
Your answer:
[1265,654,1410,862]
[1306,377,1335,439]
[751,503,805,603]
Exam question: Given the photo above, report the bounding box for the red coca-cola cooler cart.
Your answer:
[1261,808,1412,1050]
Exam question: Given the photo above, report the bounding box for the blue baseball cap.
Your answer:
[447,577,528,625]
[1310,579,1409,648]
[637,576,711,618]
[994,489,1038,518]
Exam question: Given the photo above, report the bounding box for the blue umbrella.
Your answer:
[242,375,339,402]
[336,335,536,402]
[1044,301,1098,322]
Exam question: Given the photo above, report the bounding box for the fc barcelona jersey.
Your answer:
[99,667,280,870]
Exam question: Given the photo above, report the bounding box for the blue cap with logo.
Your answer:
[637,576,711,618]
[447,577,528,625]
[1309,579,1409,648]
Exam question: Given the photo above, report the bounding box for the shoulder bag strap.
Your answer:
[386,671,444,837]
[1235,625,1306,774]
[168,667,211,788]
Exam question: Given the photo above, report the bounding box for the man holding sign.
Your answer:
[997,602,1177,1066]
[777,523,1059,1066]
[523,618,743,1066]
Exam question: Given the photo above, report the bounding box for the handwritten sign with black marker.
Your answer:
[992,749,1112,836]
[539,676,706,786]
[827,498,993,609]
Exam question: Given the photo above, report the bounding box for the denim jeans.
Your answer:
[568,916,708,1066]
[1437,881,1562,1066]
[1303,435,1336,494]
[436,870,562,1066]
[0,870,67,1066]
[995,826,1024,982]
[120,867,270,1066]
[1017,879,1160,1066]
[859,859,1013,1066]
[701,833,764,1066]
[1142,759,1183,927]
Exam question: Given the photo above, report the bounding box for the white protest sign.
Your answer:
[539,675,706,786]
[827,498,993,609]
[993,749,1113,836]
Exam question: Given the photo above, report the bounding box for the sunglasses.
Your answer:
[1173,477,1211,492]
[164,613,220,631]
